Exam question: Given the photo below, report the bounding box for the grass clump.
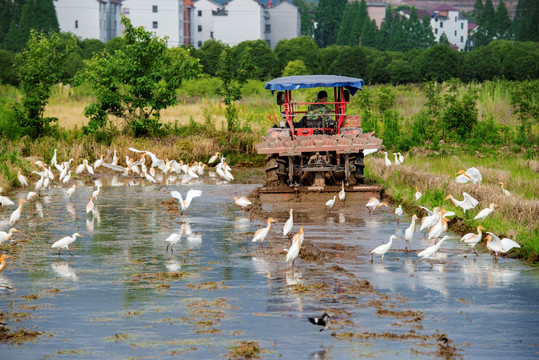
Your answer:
[227,340,261,359]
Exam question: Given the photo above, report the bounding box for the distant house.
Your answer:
[193,0,300,48]
[430,5,468,51]
[121,0,195,47]
[193,0,223,48]
[55,0,122,43]
[366,2,386,28]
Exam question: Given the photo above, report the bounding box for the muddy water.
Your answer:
[0,177,537,359]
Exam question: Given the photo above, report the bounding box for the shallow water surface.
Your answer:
[0,180,537,359]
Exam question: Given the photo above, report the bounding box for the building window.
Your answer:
[198,10,202,16]
[460,36,463,42]
[455,30,457,36]
[461,23,464,29]
[75,20,78,29]
[198,25,202,32]
[455,16,457,22]
[440,22,443,28]
[265,24,270,33]
[198,41,202,48]
[435,18,438,22]
[153,21,158,29]
[435,29,438,34]
[153,5,158,13]
[123,7,130,15]
[210,31,214,38]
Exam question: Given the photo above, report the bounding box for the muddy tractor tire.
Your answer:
[265,155,287,186]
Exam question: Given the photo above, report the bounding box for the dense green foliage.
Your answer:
[12,30,76,137]
[75,16,201,137]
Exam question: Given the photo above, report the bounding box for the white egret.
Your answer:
[486,232,520,259]
[9,199,25,225]
[0,228,18,245]
[498,182,510,196]
[338,182,346,202]
[286,227,304,268]
[384,152,392,166]
[428,212,448,241]
[62,170,72,183]
[0,192,14,207]
[50,149,58,167]
[86,196,94,214]
[404,214,419,250]
[371,235,398,262]
[170,189,202,215]
[51,232,84,256]
[418,236,449,260]
[283,209,294,237]
[93,155,104,169]
[0,254,12,273]
[398,152,404,164]
[415,186,422,201]
[474,203,497,221]
[393,153,401,165]
[252,217,276,250]
[66,184,76,198]
[461,225,484,256]
[26,191,38,201]
[419,206,440,232]
[17,171,28,187]
[92,186,101,200]
[455,167,482,184]
[395,205,403,223]
[234,196,252,210]
[165,233,182,253]
[366,197,388,214]
[445,193,479,213]
[208,152,220,164]
[325,196,336,209]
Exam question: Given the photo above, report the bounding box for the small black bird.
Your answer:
[308,312,331,332]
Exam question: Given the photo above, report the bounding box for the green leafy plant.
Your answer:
[12,30,76,138]
[76,16,201,137]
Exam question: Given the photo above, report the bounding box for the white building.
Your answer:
[121,0,194,47]
[54,0,122,43]
[193,0,300,49]
[213,0,265,47]
[193,0,222,48]
[266,1,300,48]
[430,5,468,51]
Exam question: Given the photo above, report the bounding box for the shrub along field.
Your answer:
[0,79,537,261]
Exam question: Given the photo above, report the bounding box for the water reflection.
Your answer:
[285,269,302,286]
[51,261,78,281]
[309,346,333,360]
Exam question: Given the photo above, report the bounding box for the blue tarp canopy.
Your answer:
[265,75,365,95]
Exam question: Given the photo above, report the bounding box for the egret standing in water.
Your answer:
[9,199,25,226]
[395,205,403,223]
[51,232,84,256]
[418,236,449,260]
[371,235,398,263]
[404,214,418,250]
[234,196,252,210]
[460,225,484,256]
[325,196,336,209]
[283,209,293,237]
[338,182,346,202]
[0,254,12,273]
[17,171,28,187]
[366,197,388,214]
[0,228,18,245]
[286,227,304,268]
[252,217,276,250]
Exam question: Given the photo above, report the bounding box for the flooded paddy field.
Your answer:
[0,175,537,359]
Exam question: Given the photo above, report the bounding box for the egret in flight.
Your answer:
[171,189,202,215]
